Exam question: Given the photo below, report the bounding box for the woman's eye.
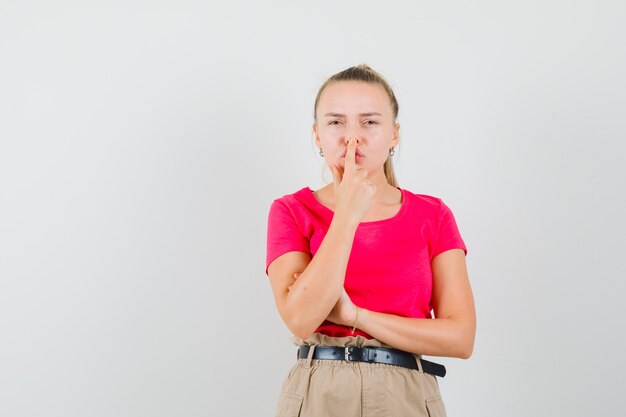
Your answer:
[328,120,377,125]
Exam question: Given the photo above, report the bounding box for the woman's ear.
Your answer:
[392,123,400,147]
[313,123,321,147]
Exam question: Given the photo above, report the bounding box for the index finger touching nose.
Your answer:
[345,137,357,170]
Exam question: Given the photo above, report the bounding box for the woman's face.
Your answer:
[313,81,399,173]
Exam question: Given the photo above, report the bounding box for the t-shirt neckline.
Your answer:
[304,186,408,225]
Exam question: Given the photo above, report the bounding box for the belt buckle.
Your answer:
[344,346,356,362]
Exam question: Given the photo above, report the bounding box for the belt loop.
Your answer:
[303,344,316,369]
[414,354,424,373]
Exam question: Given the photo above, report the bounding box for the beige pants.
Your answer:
[275,333,447,417]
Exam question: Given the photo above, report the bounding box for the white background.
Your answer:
[1,1,625,416]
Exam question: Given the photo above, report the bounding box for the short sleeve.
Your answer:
[430,200,468,260]
[265,199,310,275]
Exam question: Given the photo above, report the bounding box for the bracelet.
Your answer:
[350,306,360,334]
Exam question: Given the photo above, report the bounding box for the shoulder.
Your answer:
[401,188,446,212]
[400,188,464,226]
[267,186,318,222]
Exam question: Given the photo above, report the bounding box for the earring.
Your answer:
[389,147,395,156]
[319,148,324,157]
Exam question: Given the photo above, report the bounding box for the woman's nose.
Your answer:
[344,124,364,142]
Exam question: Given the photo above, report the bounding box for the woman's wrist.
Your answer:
[330,212,360,232]
[350,305,360,334]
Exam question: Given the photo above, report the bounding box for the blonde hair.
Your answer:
[314,64,399,187]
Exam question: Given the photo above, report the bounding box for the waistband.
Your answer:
[297,345,446,377]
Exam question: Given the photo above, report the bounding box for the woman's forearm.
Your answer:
[285,216,358,339]
[356,308,475,359]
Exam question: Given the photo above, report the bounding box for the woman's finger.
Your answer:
[344,137,357,173]
[288,273,301,291]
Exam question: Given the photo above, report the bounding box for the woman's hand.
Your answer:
[290,272,357,328]
[330,137,377,226]
[326,286,357,327]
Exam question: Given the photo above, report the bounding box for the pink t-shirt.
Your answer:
[265,186,468,339]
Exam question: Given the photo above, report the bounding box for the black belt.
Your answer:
[297,345,446,378]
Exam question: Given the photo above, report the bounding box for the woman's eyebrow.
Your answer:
[324,112,382,117]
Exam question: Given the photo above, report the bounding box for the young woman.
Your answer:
[265,64,476,417]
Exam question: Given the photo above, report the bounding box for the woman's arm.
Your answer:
[267,215,359,340]
[332,248,476,359]
[267,138,375,340]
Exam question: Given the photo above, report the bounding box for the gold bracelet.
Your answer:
[350,306,360,334]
